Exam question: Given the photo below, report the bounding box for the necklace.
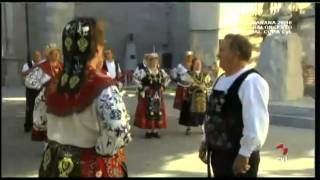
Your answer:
[50,62,61,77]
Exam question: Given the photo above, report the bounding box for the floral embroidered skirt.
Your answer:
[173,85,188,110]
[39,140,128,177]
[32,88,48,142]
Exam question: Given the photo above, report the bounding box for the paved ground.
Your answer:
[1,86,315,177]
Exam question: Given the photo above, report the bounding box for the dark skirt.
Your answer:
[178,100,205,127]
[173,85,188,110]
[25,88,41,129]
[39,140,128,177]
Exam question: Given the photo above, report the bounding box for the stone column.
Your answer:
[27,2,75,53]
[189,3,220,70]
[189,3,257,78]
[2,3,27,86]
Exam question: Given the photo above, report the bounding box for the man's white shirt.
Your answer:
[105,60,121,79]
[22,59,46,73]
[21,61,35,73]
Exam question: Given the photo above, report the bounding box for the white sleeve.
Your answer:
[25,67,51,90]
[177,64,188,75]
[118,63,122,74]
[179,72,193,87]
[95,86,132,156]
[161,69,171,87]
[238,74,270,157]
[133,67,142,86]
[21,64,30,73]
[133,67,147,87]
[170,68,178,79]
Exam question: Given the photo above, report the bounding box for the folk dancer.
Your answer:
[101,48,125,89]
[171,51,193,110]
[25,44,63,151]
[21,50,43,132]
[178,57,212,135]
[37,17,132,177]
[199,34,269,177]
[133,53,171,138]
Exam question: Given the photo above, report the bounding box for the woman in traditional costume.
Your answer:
[133,53,171,138]
[36,17,132,177]
[25,44,63,151]
[21,50,43,133]
[179,57,212,135]
[171,51,193,110]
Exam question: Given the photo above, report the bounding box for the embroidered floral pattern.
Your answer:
[25,67,51,90]
[33,88,47,131]
[95,86,132,156]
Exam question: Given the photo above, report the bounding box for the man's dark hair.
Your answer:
[224,34,252,61]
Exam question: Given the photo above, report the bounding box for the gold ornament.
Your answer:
[60,73,69,87]
[69,75,80,89]
[192,90,207,113]
[64,37,73,51]
[58,155,74,177]
[77,37,88,52]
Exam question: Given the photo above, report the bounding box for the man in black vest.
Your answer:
[102,48,124,88]
[199,34,270,177]
[21,50,43,132]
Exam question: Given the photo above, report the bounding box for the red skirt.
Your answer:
[173,85,189,110]
[39,141,127,177]
[134,89,168,129]
[31,128,48,142]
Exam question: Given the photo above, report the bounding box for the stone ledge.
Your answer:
[270,113,314,129]
[269,99,315,129]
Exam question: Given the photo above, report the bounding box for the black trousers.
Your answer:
[25,88,41,129]
[210,149,260,177]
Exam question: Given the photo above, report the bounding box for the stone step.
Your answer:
[270,114,314,129]
[269,104,315,118]
[269,103,315,129]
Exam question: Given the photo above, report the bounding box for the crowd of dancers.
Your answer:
[21,17,269,178]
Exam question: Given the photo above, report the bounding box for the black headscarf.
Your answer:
[57,17,98,94]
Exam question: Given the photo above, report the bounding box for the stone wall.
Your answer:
[168,3,190,67]
[28,3,75,53]
[189,3,219,66]
[75,3,167,69]
[2,2,190,86]
[1,3,28,86]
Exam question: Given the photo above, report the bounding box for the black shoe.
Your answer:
[151,132,161,138]
[145,132,152,139]
[185,128,191,136]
